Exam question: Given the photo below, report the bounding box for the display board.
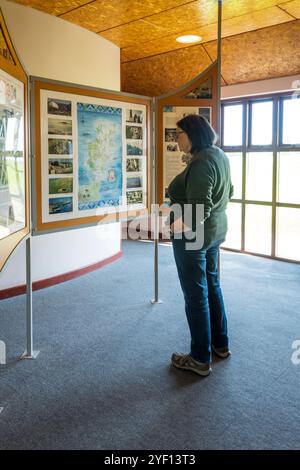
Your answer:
[0,9,29,272]
[156,61,219,205]
[31,79,151,234]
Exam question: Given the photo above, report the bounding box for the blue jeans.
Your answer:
[172,236,229,363]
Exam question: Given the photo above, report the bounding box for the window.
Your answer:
[223,202,242,250]
[227,152,242,200]
[245,204,272,255]
[250,100,273,146]
[223,104,243,147]
[276,208,300,261]
[277,152,300,204]
[246,152,273,202]
[222,92,300,263]
[281,97,300,145]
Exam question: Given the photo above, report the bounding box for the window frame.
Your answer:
[221,91,300,264]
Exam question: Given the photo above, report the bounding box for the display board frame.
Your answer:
[0,8,29,272]
[156,61,219,205]
[30,77,152,235]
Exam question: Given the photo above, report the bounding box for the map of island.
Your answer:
[77,103,123,211]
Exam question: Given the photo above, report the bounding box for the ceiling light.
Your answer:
[176,35,202,44]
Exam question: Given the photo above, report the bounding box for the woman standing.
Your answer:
[167,114,233,377]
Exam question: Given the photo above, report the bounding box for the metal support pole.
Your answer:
[151,97,162,304]
[217,0,223,279]
[217,0,222,138]
[20,236,39,359]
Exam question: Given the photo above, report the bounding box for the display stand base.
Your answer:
[150,299,163,304]
[20,350,40,360]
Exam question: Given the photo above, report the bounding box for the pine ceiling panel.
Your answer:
[101,0,217,48]
[204,20,300,84]
[101,0,293,50]
[121,6,293,63]
[278,0,300,18]
[101,20,170,49]
[121,44,211,97]
[221,0,285,17]
[60,0,190,33]
[9,0,91,16]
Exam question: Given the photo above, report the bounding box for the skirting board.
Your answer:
[0,251,123,300]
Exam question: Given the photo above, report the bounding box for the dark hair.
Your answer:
[176,114,218,153]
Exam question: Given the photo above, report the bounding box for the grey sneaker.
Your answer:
[212,345,231,358]
[171,353,212,376]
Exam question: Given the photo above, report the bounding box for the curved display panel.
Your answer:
[0,9,29,272]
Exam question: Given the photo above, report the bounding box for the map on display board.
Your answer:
[77,103,123,211]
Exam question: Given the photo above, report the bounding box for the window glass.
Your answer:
[223,104,243,147]
[251,101,273,146]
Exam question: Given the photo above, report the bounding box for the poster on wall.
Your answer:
[0,69,25,239]
[162,106,212,202]
[39,89,148,227]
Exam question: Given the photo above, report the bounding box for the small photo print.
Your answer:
[126,109,143,124]
[48,98,72,116]
[198,107,211,123]
[49,158,73,175]
[127,176,142,189]
[163,106,174,113]
[182,152,192,165]
[165,187,169,199]
[184,78,212,99]
[49,177,73,195]
[126,158,142,172]
[48,138,73,155]
[127,190,143,204]
[127,141,143,156]
[126,125,143,140]
[49,197,73,214]
[166,143,178,152]
[165,128,177,142]
[48,118,72,136]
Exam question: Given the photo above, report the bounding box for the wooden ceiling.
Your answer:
[8,0,300,95]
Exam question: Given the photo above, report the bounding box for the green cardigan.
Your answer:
[167,145,234,248]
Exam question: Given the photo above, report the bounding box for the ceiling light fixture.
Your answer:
[176,35,202,44]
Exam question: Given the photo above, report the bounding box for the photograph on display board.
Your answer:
[48,98,72,116]
[48,118,72,136]
[184,78,212,99]
[127,141,143,156]
[198,107,211,123]
[127,176,142,189]
[49,197,73,214]
[126,109,143,124]
[182,152,192,165]
[166,143,178,152]
[49,177,73,194]
[77,102,123,210]
[127,190,143,204]
[48,138,73,155]
[126,158,142,172]
[165,128,177,142]
[0,27,14,65]
[48,158,73,175]
[126,125,143,140]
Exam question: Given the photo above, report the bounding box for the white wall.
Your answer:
[0,0,121,290]
[221,74,300,99]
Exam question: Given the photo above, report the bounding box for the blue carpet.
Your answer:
[0,240,299,449]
